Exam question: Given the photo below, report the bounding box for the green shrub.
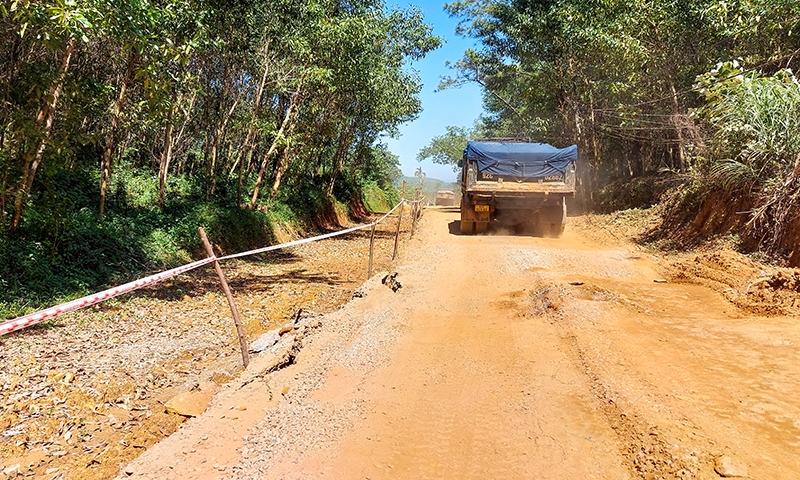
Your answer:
[361,180,396,212]
[0,165,400,319]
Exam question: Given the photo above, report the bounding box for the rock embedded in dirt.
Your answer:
[198,380,218,393]
[381,272,402,292]
[714,456,748,478]
[250,329,281,353]
[3,464,20,475]
[164,390,214,417]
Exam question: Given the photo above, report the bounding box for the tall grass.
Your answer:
[695,63,800,252]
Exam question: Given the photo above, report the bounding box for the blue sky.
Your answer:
[384,0,485,183]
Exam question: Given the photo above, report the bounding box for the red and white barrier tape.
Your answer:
[373,200,406,224]
[0,257,217,336]
[1,199,408,336]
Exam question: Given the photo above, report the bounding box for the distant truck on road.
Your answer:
[459,141,577,236]
[435,190,456,206]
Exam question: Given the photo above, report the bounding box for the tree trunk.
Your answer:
[234,56,270,206]
[268,147,292,202]
[250,93,300,209]
[207,95,240,201]
[572,107,596,208]
[584,99,602,210]
[173,93,195,152]
[169,92,196,177]
[669,81,687,172]
[158,106,175,208]
[268,110,301,202]
[99,50,137,218]
[0,130,9,230]
[647,14,686,174]
[326,125,353,196]
[11,38,76,230]
[236,149,246,207]
[349,142,366,180]
[205,64,240,201]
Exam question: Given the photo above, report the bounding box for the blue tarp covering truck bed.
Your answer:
[464,141,577,178]
[459,140,577,236]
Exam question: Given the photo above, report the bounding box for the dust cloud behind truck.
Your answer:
[459,141,577,236]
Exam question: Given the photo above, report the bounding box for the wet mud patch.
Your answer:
[519,280,624,320]
[525,284,569,318]
[568,282,619,302]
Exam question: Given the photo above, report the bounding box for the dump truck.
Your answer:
[459,141,577,236]
[435,190,456,206]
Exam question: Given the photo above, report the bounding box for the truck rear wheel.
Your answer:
[460,220,474,234]
[546,201,567,238]
[475,222,488,234]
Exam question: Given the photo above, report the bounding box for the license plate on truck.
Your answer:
[475,205,489,212]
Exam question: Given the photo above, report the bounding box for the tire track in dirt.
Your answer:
[518,232,800,480]
[116,208,800,480]
[232,210,630,480]
[496,244,691,479]
[518,277,711,479]
[559,327,709,480]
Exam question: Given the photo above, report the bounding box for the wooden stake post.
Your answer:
[198,227,250,368]
[368,222,376,277]
[392,182,406,261]
[411,195,420,237]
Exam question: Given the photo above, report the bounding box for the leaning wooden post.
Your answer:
[198,227,249,368]
[368,222,376,277]
[392,182,407,261]
[411,201,419,237]
[392,201,405,261]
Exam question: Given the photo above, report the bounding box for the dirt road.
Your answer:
[121,208,800,480]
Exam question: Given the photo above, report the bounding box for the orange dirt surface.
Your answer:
[0,212,412,480]
[665,251,800,316]
[116,208,800,480]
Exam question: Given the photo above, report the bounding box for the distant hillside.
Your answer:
[396,176,459,201]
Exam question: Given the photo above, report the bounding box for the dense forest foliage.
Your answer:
[0,0,440,315]
[429,0,800,262]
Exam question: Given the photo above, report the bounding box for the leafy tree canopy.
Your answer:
[417,125,472,171]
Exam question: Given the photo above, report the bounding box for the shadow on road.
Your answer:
[447,220,553,238]
[448,220,466,236]
[436,206,461,214]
